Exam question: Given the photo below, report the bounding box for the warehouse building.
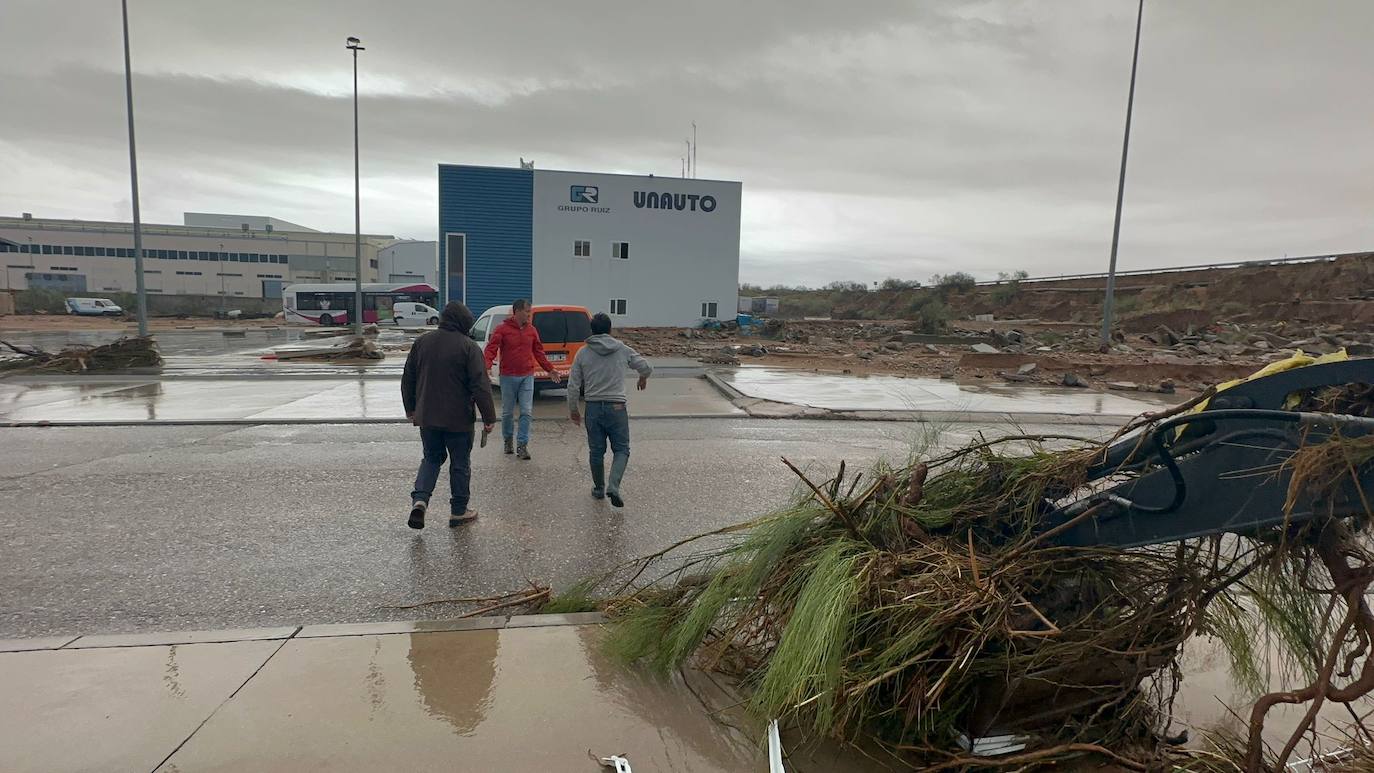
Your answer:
[0,212,397,299]
[438,164,741,327]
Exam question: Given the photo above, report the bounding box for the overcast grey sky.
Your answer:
[2,1,1370,287]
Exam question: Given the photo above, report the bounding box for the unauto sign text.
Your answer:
[633,191,717,213]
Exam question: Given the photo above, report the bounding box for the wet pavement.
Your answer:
[0,375,735,424]
[0,419,1115,638]
[0,621,883,773]
[718,365,1175,417]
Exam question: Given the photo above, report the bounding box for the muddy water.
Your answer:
[720,366,1177,415]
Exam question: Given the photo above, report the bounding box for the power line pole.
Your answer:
[1101,0,1145,346]
[120,0,148,337]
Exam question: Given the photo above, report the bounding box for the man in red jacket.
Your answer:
[483,299,561,460]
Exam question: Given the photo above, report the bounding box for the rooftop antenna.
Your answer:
[685,139,691,178]
[681,158,686,178]
[691,120,697,178]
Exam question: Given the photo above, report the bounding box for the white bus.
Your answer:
[282,282,438,326]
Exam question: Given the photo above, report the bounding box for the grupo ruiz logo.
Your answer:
[569,185,599,204]
[633,190,717,213]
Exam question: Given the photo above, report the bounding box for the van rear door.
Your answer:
[532,310,591,377]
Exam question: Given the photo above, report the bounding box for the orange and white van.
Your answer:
[471,304,592,393]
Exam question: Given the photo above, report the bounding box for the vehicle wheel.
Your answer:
[319,314,334,326]
[428,317,439,326]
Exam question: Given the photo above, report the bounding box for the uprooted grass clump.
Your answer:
[0,336,161,373]
[584,416,1374,770]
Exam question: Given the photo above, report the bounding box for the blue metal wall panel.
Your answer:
[437,165,533,318]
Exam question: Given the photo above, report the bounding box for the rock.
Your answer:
[1154,325,1181,346]
[1158,379,1176,394]
[971,343,1000,354]
[859,351,874,360]
[1252,339,1271,350]
[744,345,767,357]
[1061,373,1087,388]
[1017,362,1038,376]
[940,370,956,379]
[1346,343,1374,357]
[1107,381,1139,392]
[924,344,941,354]
[883,342,902,352]
[1000,372,1030,383]
[1006,329,1025,345]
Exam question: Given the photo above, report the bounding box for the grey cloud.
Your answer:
[2,0,1371,285]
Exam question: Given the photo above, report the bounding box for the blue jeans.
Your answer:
[584,401,631,495]
[500,375,535,445]
[411,428,473,515]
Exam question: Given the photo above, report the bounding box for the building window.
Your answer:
[175,270,203,276]
[50,266,78,271]
[144,270,161,274]
[612,242,630,260]
[82,247,95,256]
[610,299,627,315]
[369,259,378,269]
[95,247,106,256]
[700,301,718,319]
[573,240,591,257]
[216,272,243,278]
[41,245,52,254]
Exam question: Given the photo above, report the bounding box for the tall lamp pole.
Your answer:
[1100,0,1145,346]
[691,120,697,178]
[121,0,148,337]
[347,36,365,335]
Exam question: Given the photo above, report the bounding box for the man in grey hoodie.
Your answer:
[567,312,652,507]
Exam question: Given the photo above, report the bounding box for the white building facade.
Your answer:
[438,165,741,327]
[377,240,438,286]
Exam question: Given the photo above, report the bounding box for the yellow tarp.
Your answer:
[1191,349,1350,421]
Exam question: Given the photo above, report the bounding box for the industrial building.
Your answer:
[0,212,401,299]
[438,164,741,327]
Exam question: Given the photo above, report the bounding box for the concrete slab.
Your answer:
[0,635,78,652]
[0,640,282,773]
[296,617,508,638]
[65,626,297,649]
[157,626,864,773]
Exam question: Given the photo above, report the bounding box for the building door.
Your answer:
[445,233,467,304]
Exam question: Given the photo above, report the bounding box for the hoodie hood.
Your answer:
[584,334,624,356]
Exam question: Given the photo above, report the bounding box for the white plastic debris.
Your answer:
[767,719,786,773]
[956,732,1028,756]
[597,754,632,773]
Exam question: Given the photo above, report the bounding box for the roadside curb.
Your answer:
[0,414,737,428]
[0,612,608,652]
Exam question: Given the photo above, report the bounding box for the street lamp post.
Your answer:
[347,36,365,336]
[120,0,148,337]
[1100,0,1145,346]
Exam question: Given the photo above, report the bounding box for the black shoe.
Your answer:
[504,437,514,455]
[449,508,478,527]
[592,489,605,500]
[407,500,427,529]
[608,492,624,508]
[516,444,531,461]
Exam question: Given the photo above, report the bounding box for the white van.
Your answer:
[392,302,440,328]
[65,298,124,317]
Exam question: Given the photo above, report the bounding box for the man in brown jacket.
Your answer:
[401,302,496,529]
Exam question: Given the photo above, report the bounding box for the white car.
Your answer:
[392,301,440,328]
[65,297,124,317]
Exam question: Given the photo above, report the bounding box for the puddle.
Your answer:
[720,366,1175,415]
